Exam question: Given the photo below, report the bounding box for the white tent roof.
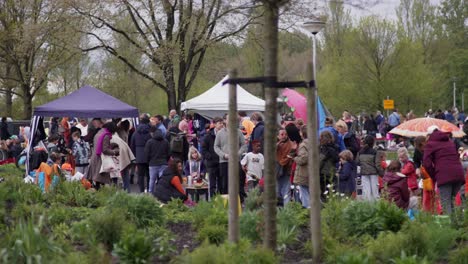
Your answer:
[181,75,265,111]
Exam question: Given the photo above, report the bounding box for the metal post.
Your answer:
[386,96,390,118]
[308,40,322,261]
[462,90,465,111]
[453,80,457,109]
[228,69,240,243]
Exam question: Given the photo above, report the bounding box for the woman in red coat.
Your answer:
[423,126,465,215]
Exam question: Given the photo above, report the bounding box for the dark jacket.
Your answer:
[249,121,265,153]
[144,130,170,166]
[337,160,357,194]
[154,168,187,203]
[130,123,152,164]
[423,130,464,186]
[166,126,189,162]
[201,128,219,168]
[343,132,360,158]
[383,172,409,209]
[413,148,423,168]
[0,121,10,140]
[357,147,384,176]
[319,143,339,179]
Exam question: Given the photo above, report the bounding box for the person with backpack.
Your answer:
[166,124,189,164]
[356,135,385,201]
[144,128,170,194]
[319,131,340,201]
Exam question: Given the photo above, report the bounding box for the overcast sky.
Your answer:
[351,0,442,19]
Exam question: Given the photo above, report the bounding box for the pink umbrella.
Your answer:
[281,88,307,121]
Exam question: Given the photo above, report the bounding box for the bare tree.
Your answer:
[74,0,258,112]
[0,0,83,119]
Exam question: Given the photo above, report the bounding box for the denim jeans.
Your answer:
[299,185,310,208]
[121,166,131,193]
[149,165,167,194]
[276,163,291,206]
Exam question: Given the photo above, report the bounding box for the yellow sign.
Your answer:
[383,99,394,109]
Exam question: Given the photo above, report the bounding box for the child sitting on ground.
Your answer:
[241,140,264,191]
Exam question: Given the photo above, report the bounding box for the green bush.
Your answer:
[107,192,164,228]
[2,177,44,205]
[191,197,227,229]
[390,252,430,264]
[174,240,277,264]
[334,252,370,264]
[367,221,457,262]
[162,198,191,223]
[47,181,98,208]
[113,228,155,264]
[277,202,308,229]
[277,225,297,251]
[146,226,176,261]
[47,205,92,227]
[239,210,262,242]
[321,196,350,241]
[87,208,128,249]
[0,216,64,263]
[197,225,227,245]
[343,200,406,238]
[244,187,263,212]
[449,245,468,264]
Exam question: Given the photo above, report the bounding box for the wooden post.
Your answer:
[306,62,322,261]
[262,2,279,250]
[228,69,240,243]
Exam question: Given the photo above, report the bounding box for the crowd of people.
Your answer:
[1,105,467,216]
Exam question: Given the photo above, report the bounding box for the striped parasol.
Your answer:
[389,117,465,138]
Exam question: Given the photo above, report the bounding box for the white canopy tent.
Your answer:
[180,75,265,119]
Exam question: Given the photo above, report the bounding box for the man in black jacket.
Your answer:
[201,117,223,196]
[144,128,170,195]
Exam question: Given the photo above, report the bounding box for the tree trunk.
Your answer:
[227,69,240,243]
[164,66,178,112]
[167,88,177,112]
[262,1,279,251]
[4,65,14,117]
[22,88,33,120]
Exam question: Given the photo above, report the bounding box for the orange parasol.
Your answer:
[389,117,465,138]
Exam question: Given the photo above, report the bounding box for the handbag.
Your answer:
[100,154,117,173]
[420,166,433,191]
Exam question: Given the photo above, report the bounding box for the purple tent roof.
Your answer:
[33,85,139,118]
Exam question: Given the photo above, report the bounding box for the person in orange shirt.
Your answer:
[154,158,187,203]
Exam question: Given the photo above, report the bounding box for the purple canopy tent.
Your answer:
[26,85,139,174]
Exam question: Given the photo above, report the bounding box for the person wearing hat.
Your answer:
[423,125,465,215]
